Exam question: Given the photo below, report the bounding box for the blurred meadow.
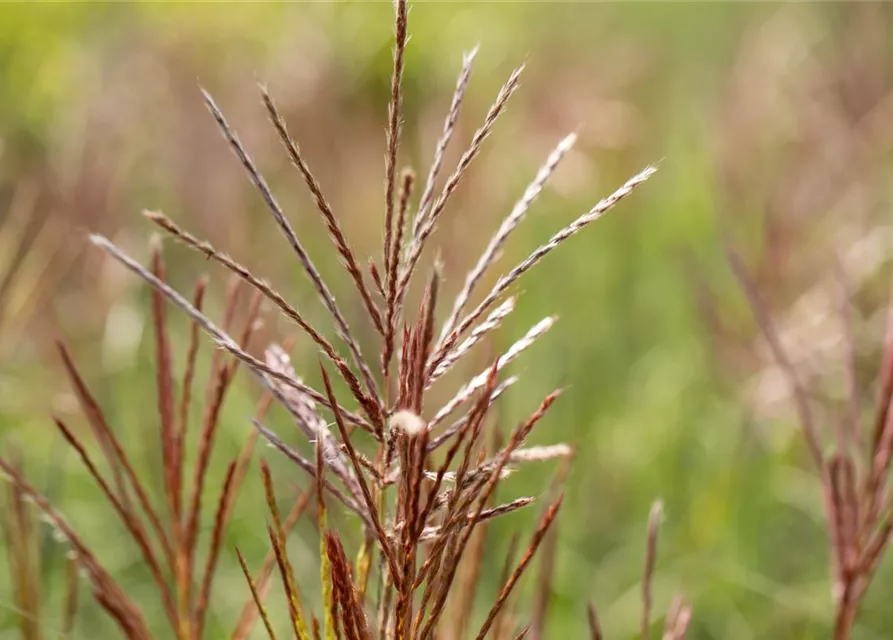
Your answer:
[2,2,893,639]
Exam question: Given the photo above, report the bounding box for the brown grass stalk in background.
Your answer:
[0,458,154,639]
[2,452,46,640]
[587,602,603,640]
[640,501,662,640]
[727,238,893,639]
[584,500,690,640]
[0,185,81,358]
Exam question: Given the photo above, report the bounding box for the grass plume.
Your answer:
[0,0,668,638]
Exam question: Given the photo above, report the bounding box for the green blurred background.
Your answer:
[2,2,893,638]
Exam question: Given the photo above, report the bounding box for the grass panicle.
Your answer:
[0,0,672,638]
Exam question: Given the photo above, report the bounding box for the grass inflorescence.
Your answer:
[0,1,684,638]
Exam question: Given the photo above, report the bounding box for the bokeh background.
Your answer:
[2,2,893,638]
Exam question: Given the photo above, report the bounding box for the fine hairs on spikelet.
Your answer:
[0,1,687,639]
[390,410,426,437]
